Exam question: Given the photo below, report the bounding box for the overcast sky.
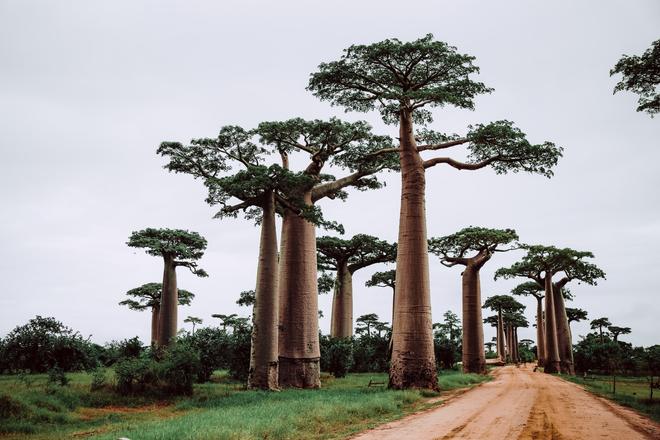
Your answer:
[1,1,658,348]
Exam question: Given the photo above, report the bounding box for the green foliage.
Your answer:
[47,367,70,387]
[226,324,252,381]
[429,226,518,265]
[99,336,144,366]
[320,337,354,378]
[566,307,588,323]
[308,34,491,124]
[0,316,97,374]
[483,295,524,313]
[119,282,194,310]
[433,311,462,369]
[317,234,397,273]
[236,289,256,307]
[317,272,336,294]
[611,39,660,115]
[179,327,230,382]
[590,317,612,332]
[511,281,544,299]
[127,228,208,277]
[89,368,107,392]
[365,269,395,290]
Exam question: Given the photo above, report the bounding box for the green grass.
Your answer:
[563,374,660,422]
[0,369,490,440]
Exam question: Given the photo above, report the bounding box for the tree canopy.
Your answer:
[236,290,256,307]
[365,270,396,290]
[495,245,605,288]
[503,310,529,328]
[127,228,208,276]
[590,317,612,331]
[317,234,396,273]
[483,295,525,313]
[119,283,194,310]
[566,307,588,324]
[428,227,518,267]
[611,39,660,116]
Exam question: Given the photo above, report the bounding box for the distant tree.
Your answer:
[511,282,545,367]
[212,314,239,332]
[484,341,496,353]
[566,307,588,325]
[520,339,534,349]
[608,325,631,343]
[309,34,562,390]
[127,228,207,347]
[365,270,396,323]
[317,234,396,337]
[502,311,528,363]
[119,283,194,344]
[356,314,381,337]
[496,245,605,374]
[483,295,524,362]
[429,227,518,373]
[590,317,612,344]
[433,311,462,369]
[184,316,203,334]
[610,39,660,116]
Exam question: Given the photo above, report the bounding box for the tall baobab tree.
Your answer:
[127,228,207,347]
[308,34,563,390]
[184,316,203,334]
[610,39,660,116]
[503,311,528,363]
[119,283,194,345]
[608,325,632,343]
[429,227,518,373]
[317,234,396,337]
[566,307,588,349]
[511,282,546,367]
[590,317,612,344]
[496,246,605,374]
[483,295,524,362]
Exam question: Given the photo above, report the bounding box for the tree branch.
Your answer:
[423,155,500,170]
[416,138,469,152]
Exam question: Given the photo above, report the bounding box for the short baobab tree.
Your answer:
[184,316,203,334]
[483,295,524,362]
[119,282,194,345]
[608,325,631,343]
[127,228,208,347]
[429,227,519,373]
[308,34,563,390]
[317,234,396,337]
[590,317,612,344]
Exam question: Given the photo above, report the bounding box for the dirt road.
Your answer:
[352,365,660,440]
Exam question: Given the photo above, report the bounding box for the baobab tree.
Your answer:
[608,325,632,343]
[308,34,563,389]
[590,317,612,344]
[496,245,605,374]
[127,228,207,347]
[119,283,194,345]
[184,316,202,334]
[610,39,660,116]
[503,311,528,363]
[483,295,524,362]
[429,227,519,373]
[212,314,239,332]
[356,313,381,337]
[566,307,588,348]
[317,234,396,337]
[484,340,496,353]
[366,270,396,326]
[512,282,546,367]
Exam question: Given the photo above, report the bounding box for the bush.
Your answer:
[0,316,97,373]
[227,325,252,381]
[99,337,144,366]
[180,327,231,382]
[323,337,354,378]
[160,343,200,395]
[47,367,70,387]
[90,368,107,391]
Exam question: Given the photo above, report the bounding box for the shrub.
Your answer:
[160,343,200,395]
[99,337,144,366]
[324,337,354,378]
[180,327,231,382]
[227,325,252,381]
[90,368,107,391]
[47,367,70,387]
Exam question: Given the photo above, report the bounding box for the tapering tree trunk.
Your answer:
[535,297,545,367]
[497,310,506,361]
[553,286,574,375]
[150,305,159,346]
[248,192,279,390]
[543,275,561,373]
[461,264,486,373]
[513,327,519,363]
[389,109,438,391]
[330,262,353,338]
[157,256,177,347]
[278,192,321,388]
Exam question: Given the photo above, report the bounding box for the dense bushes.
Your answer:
[0,316,97,373]
[320,336,354,377]
[573,333,660,376]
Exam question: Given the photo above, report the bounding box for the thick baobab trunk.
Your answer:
[278,192,321,389]
[150,305,159,345]
[157,256,177,347]
[535,297,545,367]
[389,110,438,391]
[330,262,353,338]
[497,310,506,361]
[543,275,561,373]
[513,327,519,363]
[248,192,279,390]
[461,264,486,373]
[553,286,574,375]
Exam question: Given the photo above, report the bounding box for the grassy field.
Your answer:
[564,374,660,422]
[0,369,490,440]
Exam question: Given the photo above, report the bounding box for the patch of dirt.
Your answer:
[351,365,660,440]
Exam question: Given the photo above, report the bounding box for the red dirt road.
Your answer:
[352,365,660,440]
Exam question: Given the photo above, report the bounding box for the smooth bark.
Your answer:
[389,109,438,390]
[497,310,506,361]
[553,286,574,375]
[535,297,545,367]
[150,305,159,346]
[278,192,321,388]
[543,274,561,373]
[248,192,279,390]
[330,262,353,338]
[157,256,178,347]
[461,264,486,373]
